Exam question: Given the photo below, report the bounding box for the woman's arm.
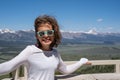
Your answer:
[0,46,31,75]
[57,54,91,75]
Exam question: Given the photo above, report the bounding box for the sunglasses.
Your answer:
[37,30,54,37]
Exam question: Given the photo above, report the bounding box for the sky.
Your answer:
[0,0,120,32]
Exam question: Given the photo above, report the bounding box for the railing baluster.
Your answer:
[116,64,120,73]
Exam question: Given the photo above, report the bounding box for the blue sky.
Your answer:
[0,0,120,32]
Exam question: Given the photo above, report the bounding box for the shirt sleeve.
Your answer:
[0,46,31,75]
[57,53,88,75]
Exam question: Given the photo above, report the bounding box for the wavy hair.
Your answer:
[34,15,62,48]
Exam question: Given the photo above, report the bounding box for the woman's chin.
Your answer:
[42,41,52,46]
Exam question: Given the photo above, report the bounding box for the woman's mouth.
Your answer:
[42,38,51,43]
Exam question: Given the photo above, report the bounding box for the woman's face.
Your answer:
[36,23,54,49]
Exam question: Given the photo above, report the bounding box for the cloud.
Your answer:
[97,18,103,22]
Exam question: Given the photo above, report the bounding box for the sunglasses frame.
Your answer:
[37,30,54,37]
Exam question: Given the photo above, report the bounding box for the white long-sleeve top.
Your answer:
[0,45,88,80]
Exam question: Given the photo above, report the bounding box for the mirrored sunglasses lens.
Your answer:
[38,31,44,37]
[47,30,54,35]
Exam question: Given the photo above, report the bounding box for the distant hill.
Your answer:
[0,28,120,45]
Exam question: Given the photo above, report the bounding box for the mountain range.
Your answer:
[0,28,120,45]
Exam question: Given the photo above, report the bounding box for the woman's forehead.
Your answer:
[38,23,52,31]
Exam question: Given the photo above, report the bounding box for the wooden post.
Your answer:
[116,64,120,73]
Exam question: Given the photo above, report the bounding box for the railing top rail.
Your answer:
[64,60,120,65]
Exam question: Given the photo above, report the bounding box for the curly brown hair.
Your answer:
[34,15,62,48]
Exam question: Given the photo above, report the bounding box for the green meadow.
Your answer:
[58,44,120,61]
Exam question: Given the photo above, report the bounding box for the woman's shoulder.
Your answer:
[24,45,35,50]
[26,45,43,52]
[26,45,36,47]
[20,45,43,56]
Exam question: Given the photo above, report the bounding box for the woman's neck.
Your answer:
[41,46,52,51]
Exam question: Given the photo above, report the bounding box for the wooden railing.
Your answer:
[56,60,120,80]
[64,60,120,73]
[1,60,120,80]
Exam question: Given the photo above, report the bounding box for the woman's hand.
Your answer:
[80,58,92,65]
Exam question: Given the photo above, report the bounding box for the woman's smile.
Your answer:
[42,37,52,44]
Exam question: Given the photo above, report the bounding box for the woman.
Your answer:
[0,15,91,80]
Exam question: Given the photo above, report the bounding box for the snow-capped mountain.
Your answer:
[0,29,35,42]
[0,28,15,34]
[0,28,120,44]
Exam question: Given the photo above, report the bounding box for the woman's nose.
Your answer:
[43,34,48,37]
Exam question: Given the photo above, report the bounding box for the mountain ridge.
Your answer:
[0,28,120,44]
